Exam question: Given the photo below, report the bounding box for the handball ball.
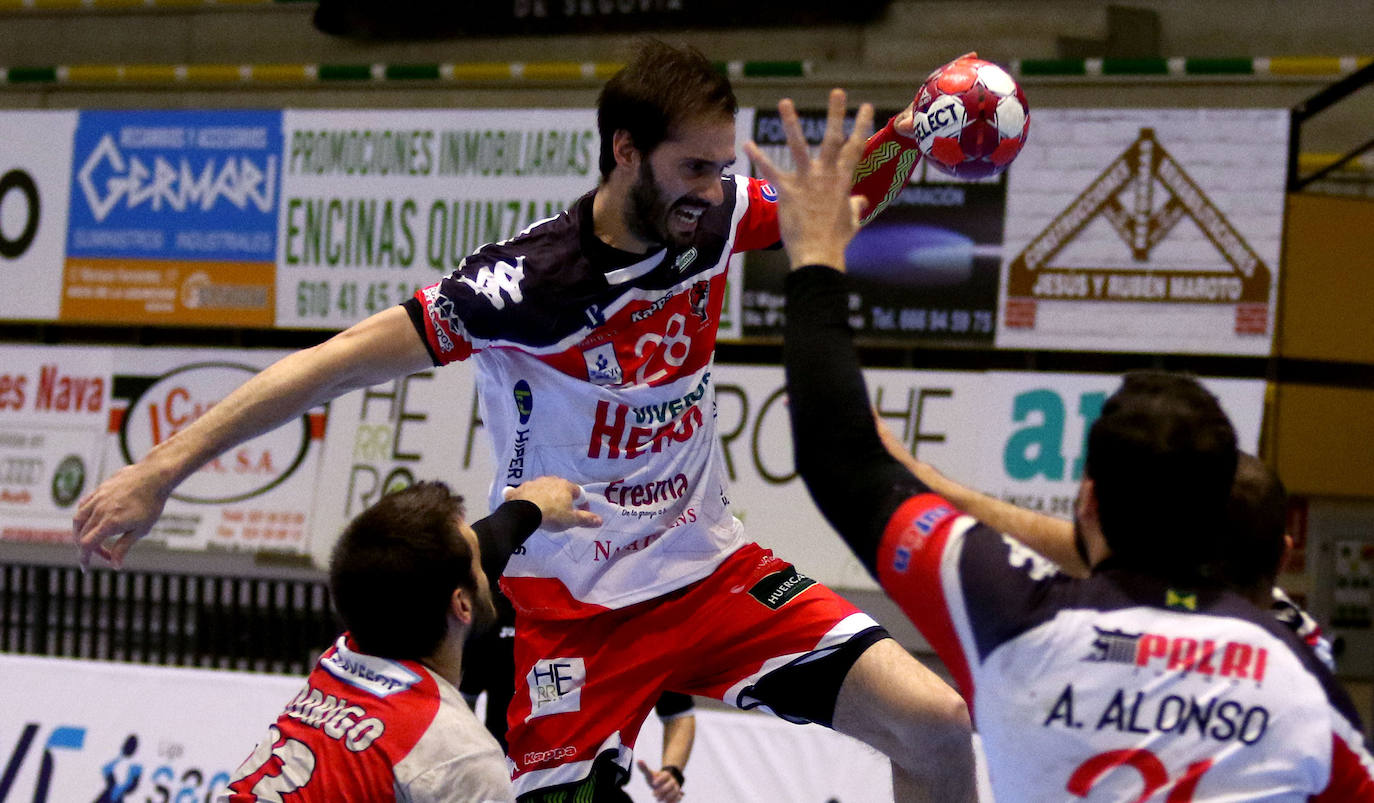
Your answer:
[912,54,1029,180]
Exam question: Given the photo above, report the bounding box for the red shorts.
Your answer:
[506,543,885,796]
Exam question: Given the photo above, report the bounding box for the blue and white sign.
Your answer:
[67,110,283,263]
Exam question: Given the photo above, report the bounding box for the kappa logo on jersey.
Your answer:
[582,342,624,386]
[689,280,710,322]
[459,256,525,309]
[1084,626,1270,683]
[748,565,816,610]
[631,292,676,324]
[526,657,585,720]
[514,379,533,425]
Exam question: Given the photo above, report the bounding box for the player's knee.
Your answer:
[892,685,971,751]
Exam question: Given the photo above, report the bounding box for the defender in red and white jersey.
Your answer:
[224,477,597,803]
[79,51,975,801]
[225,634,514,803]
[759,98,1374,799]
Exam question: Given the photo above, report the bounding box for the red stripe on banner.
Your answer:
[308,412,327,440]
[107,405,125,434]
[1235,303,1268,335]
[1004,298,1037,328]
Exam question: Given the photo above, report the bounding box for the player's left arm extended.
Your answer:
[783,264,933,574]
[850,108,922,225]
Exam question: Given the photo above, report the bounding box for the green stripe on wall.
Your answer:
[317,63,371,81]
[6,66,57,83]
[385,64,440,81]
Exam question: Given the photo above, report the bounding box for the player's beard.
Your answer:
[469,584,500,637]
[1073,516,1092,569]
[627,159,707,249]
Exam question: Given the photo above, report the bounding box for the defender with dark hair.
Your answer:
[330,482,486,659]
[751,89,1374,801]
[223,477,597,803]
[1083,371,1238,579]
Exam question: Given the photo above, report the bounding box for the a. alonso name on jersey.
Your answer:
[1044,684,1271,746]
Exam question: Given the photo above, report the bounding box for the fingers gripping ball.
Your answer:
[912,55,1029,180]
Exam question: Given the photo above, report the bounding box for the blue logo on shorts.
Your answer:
[514,380,533,424]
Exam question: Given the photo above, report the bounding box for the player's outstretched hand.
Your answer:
[637,760,685,802]
[73,463,172,570]
[503,476,602,532]
[744,88,874,271]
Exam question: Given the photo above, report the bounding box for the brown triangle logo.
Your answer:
[1004,128,1271,334]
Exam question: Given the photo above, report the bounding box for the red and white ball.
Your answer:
[911,55,1029,180]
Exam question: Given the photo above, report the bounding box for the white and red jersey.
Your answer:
[408,176,782,620]
[878,493,1374,802]
[223,635,514,803]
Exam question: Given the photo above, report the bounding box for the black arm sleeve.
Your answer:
[470,499,542,589]
[783,265,932,576]
[402,297,441,366]
[654,691,695,719]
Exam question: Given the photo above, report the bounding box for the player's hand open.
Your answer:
[744,88,875,271]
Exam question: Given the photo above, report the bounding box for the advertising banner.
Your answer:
[308,360,494,566]
[0,111,78,323]
[0,654,301,803]
[275,109,601,330]
[739,107,1004,345]
[0,345,112,544]
[0,654,893,803]
[100,348,327,554]
[996,108,1287,355]
[61,110,283,326]
[931,372,1266,521]
[311,361,1264,587]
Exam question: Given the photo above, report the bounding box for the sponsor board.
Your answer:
[101,348,326,553]
[62,110,283,326]
[971,372,1264,522]
[276,109,600,329]
[739,107,1003,345]
[713,365,1263,590]
[0,345,112,544]
[997,108,1286,355]
[0,652,895,803]
[0,654,301,803]
[308,359,494,567]
[0,111,78,323]
[311,361,1262,585]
